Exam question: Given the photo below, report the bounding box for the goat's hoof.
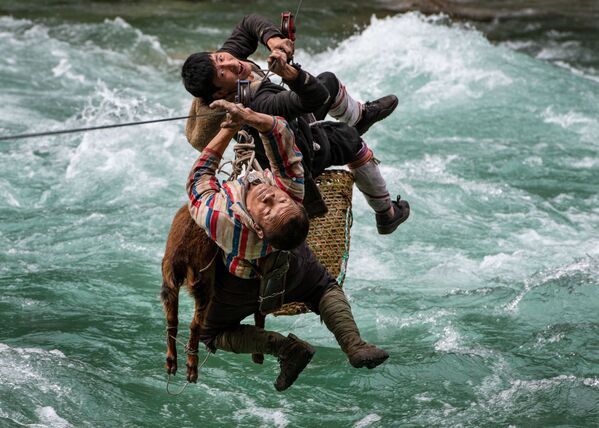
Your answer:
[166,356,177,375]
[186,363,198,383]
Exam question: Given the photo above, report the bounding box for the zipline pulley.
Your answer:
[280,11,296,42]
[235,80,252,107]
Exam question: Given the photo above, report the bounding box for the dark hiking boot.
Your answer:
[354,95,399,135]
[318,286,389,370]
[348,344,389,369]
[376,195,410,235]
[274,334,315,391]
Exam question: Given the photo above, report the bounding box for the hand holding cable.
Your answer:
[266,37,295,60]
[266,49,299,82]
[210,100,275,133]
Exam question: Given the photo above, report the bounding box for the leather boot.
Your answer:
[274,334,315,391]
[318,286,389,369]
[376,196,410,235]
[213,326,315,391]
[354,95,399,135]
[350,153,410,235]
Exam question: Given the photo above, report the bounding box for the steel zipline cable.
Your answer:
[0,111,226,142]
[294,0,303,22]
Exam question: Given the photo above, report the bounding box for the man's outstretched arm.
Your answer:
[186,102,278,243]
[209,100,304,202]
[250,49,331,120]
[186,102,274,204]
[220,14,290,60]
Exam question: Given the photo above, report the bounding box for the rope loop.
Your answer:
[216,130,263,182]
[164,328,212,396]
[166,373,190,396]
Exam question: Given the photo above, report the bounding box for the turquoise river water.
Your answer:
[1,1,599,427]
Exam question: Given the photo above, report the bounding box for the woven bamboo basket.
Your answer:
[273,169,354,316]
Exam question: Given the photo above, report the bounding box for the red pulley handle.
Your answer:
[280,11,296,42]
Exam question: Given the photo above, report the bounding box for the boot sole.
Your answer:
[350,352,389,369]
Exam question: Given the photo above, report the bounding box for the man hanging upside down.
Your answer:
[182,13,409,234]
[187,99,388,391]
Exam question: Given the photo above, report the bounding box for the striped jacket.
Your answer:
[186,117,304,279]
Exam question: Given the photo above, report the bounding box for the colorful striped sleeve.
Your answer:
[186,148,235,246]
[261,117,305,202]
[186,148,222,209]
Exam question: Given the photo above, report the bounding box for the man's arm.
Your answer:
[187,101,272,199]
[210,99,275,133]
[219,14,329,120]
[186,128,231,223]
[209,100,304,202]
[250,50,331,120]
[220,14,286,60]
[187,101,281,214]
[261,117,305,202]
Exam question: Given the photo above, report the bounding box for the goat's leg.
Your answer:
[186,281,202,383]
[161,281,180,376]
[186,325,200,383]
[160,205,215,378]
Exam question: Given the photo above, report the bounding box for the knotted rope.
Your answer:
[216,130,263,181]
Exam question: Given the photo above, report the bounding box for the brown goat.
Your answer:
[160,205,266,383]
[160,205,217,382]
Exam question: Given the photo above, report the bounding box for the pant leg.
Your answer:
[313,72,340,121]
[199,244,339,346]
[198,257,261,346]
[311,122,363,177]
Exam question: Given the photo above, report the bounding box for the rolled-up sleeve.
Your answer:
[186,148,228,234]
[261,117,304,202]
[220,14,283,60]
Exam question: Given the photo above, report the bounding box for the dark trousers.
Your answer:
[251,71,363,179]
[314,71,340,120]
[199,242,337,346]
[311,72,363,177]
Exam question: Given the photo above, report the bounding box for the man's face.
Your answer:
[246,183,299,239]
[210,52,253,99]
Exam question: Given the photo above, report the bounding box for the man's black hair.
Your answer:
[181,52,219,103]
[262,204,310,251]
